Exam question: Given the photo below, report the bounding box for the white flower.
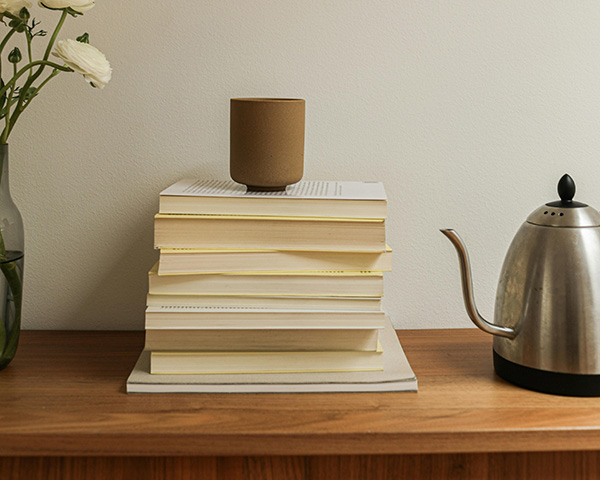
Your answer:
[53,39,111,89]
[0,0,32,15]
[39,0,93,14]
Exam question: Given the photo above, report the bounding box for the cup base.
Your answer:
[246,185,288,192]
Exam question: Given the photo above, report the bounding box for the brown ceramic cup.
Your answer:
[230,98,305,191]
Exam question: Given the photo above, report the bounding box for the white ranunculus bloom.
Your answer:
[0,0,32,15]
[53,39,111,89]
[39,0,94,13]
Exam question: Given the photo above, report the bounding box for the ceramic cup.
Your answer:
[230,98,305,191]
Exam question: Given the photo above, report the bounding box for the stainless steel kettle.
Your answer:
[442,174,600,396]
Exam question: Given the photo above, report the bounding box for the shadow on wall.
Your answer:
[67,209,157,331]
[68,168,244,330]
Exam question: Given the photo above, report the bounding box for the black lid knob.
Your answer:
[546,174,587,208]
[558,174,575,203]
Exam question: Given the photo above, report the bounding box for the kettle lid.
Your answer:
[527,174,600,227]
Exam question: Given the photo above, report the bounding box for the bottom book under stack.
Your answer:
[127,316,417,393]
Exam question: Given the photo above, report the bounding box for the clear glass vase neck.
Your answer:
[0,144,11,202]
[0,144,23,254]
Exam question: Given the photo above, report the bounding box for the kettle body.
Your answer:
[443,174,600,396]
[494,222,600,374]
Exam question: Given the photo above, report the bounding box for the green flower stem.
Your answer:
[4,63,16,141]
[0,60,71,99]
[0,12,23,80]
[43,10,67,61]
[6,10,69,143]
[27,68,60,99]
[26,31,32,79]
[33,69,61,93]
[0,28,16,78]
[0,60,72,143]
[0,29,16,53]
[16,10,67,101]
[6,68,62,140]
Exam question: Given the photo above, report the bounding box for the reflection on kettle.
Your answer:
[442,174,600,396]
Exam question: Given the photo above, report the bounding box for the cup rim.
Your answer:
[231,97,304,103]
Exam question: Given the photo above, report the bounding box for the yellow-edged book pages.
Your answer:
[145,305,385,329]
[145,328,380,352]
[146,293,382,311]
[148,263,384,297]
[150,342,384,374]
[153,214,385,251]
[159,179,387,219]
[158,245,392,275]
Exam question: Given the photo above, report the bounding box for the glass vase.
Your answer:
[0,144,24,371]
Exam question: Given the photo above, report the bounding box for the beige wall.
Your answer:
[10,1,600,329]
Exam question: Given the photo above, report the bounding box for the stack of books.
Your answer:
[127,179,417,393]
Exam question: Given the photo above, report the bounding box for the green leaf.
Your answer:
[24,87,36,101]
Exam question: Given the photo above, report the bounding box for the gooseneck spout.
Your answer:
[441,229,516,339]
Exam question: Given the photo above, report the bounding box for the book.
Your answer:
[145,328,380,352]
[145,306,385,329]
[148,264,383,297]
[157,246,392,275]
[159,179,387,219]
[150,342,384,375]
[154,214,385,251]
[146,294,382,311]
[127,316,417,393]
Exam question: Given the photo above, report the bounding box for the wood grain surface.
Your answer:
[1,453,600,480]
[1,329,600,458]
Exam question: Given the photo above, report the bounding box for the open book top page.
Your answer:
[161,180,387,201]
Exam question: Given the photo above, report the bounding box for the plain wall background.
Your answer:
[9,1,600,330]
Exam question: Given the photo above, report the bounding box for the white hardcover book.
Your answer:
[150,342,384,375]
[145,328,381,352]
[148,264,384,297]
[145,306,386,329]
[153,214,385,251]
[157,246,392,275]
[159,179,387,219]
[146,294,383,311]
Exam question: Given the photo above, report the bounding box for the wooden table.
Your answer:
[1,329,600,479]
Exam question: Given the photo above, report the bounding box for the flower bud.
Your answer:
[19,7,29,19]
[76,32,89,44]
[8,47,21,64]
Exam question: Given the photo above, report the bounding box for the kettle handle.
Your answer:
[441,229,517,339]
